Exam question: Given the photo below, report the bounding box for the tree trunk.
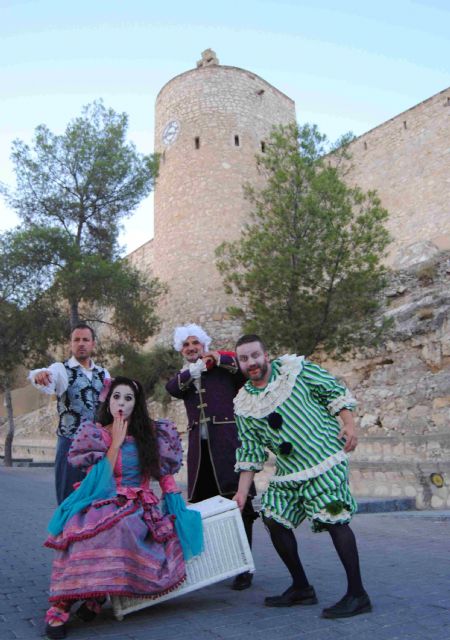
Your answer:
[3,387,15,467]
[70,301,79,328]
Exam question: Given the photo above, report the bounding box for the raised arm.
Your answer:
[166,360,207,398]
[29,362,69,396]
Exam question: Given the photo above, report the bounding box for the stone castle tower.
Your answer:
[128,53,450,348]
[148,50,296,345]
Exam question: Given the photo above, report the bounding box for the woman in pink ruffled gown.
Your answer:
[44,376,186,638]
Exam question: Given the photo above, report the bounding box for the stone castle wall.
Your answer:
[317,254,450,509]
[344,87,450,268]
[127,238,154,274]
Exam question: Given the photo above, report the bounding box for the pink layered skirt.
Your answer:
[45,486,186,602]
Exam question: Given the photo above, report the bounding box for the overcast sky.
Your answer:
[1,0,449,253]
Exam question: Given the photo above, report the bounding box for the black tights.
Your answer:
[324,522,365,596]
[262,516,310,589]
[262,516,365,596]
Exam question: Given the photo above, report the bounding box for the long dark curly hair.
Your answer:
[97,376,160,479]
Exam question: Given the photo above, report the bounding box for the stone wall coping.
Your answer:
[346,85,450,145]
[358,432,450,444]
[350,460,450,472]
[126,237,154,258]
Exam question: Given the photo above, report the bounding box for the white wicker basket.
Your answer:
[111,495,255,620]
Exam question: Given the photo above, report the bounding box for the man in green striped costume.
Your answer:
[233,334,371,619]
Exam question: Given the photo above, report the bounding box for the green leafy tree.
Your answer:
[0,99,162,328]
[216,123,391,356]
[0,101,166,462]
[0,231,67,466]
[2,226,166,343]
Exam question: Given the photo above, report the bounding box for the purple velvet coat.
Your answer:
[166,354,253,500]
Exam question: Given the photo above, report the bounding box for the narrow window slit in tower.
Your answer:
[364,141,368,150]
[403,121,407,129]
[234,135,240,147]
[195,137,200,149]
[261,141,266,153]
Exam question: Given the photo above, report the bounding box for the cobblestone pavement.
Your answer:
[0,466,449,640]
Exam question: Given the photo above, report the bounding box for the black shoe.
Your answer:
[45,622,67,639]
[231,571,253,591]
[321,592,372,619]
[265,584,318,607]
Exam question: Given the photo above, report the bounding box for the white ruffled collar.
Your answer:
[67,355,96,371]
[234,354,304,418]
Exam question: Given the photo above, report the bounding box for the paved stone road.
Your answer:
[0,466,449,640]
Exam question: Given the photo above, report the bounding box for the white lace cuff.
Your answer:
[235,460,264,472]
[28,369,56,395]
[327,391,357,416]
[188,359,207,379]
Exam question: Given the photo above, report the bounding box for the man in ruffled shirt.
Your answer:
[166,323,257,591]
[233,334,371,619]
[29,323,110,504]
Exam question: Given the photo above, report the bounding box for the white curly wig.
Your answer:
[173,323,212,352]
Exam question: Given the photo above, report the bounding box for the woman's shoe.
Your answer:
[45,606,69,639]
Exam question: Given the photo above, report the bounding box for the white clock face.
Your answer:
[162,120,180,146]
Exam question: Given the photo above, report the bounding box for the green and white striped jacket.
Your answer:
[234,355,356,483]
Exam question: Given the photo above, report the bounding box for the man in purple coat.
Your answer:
[166,323,257,590]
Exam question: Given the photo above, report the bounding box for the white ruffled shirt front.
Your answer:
[29,356,110,397]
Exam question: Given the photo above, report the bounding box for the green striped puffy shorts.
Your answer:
[260,460,357,532]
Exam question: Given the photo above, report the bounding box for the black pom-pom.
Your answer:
[279,441,293,455]
[325,501,344,516]
[266,412,283,429]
